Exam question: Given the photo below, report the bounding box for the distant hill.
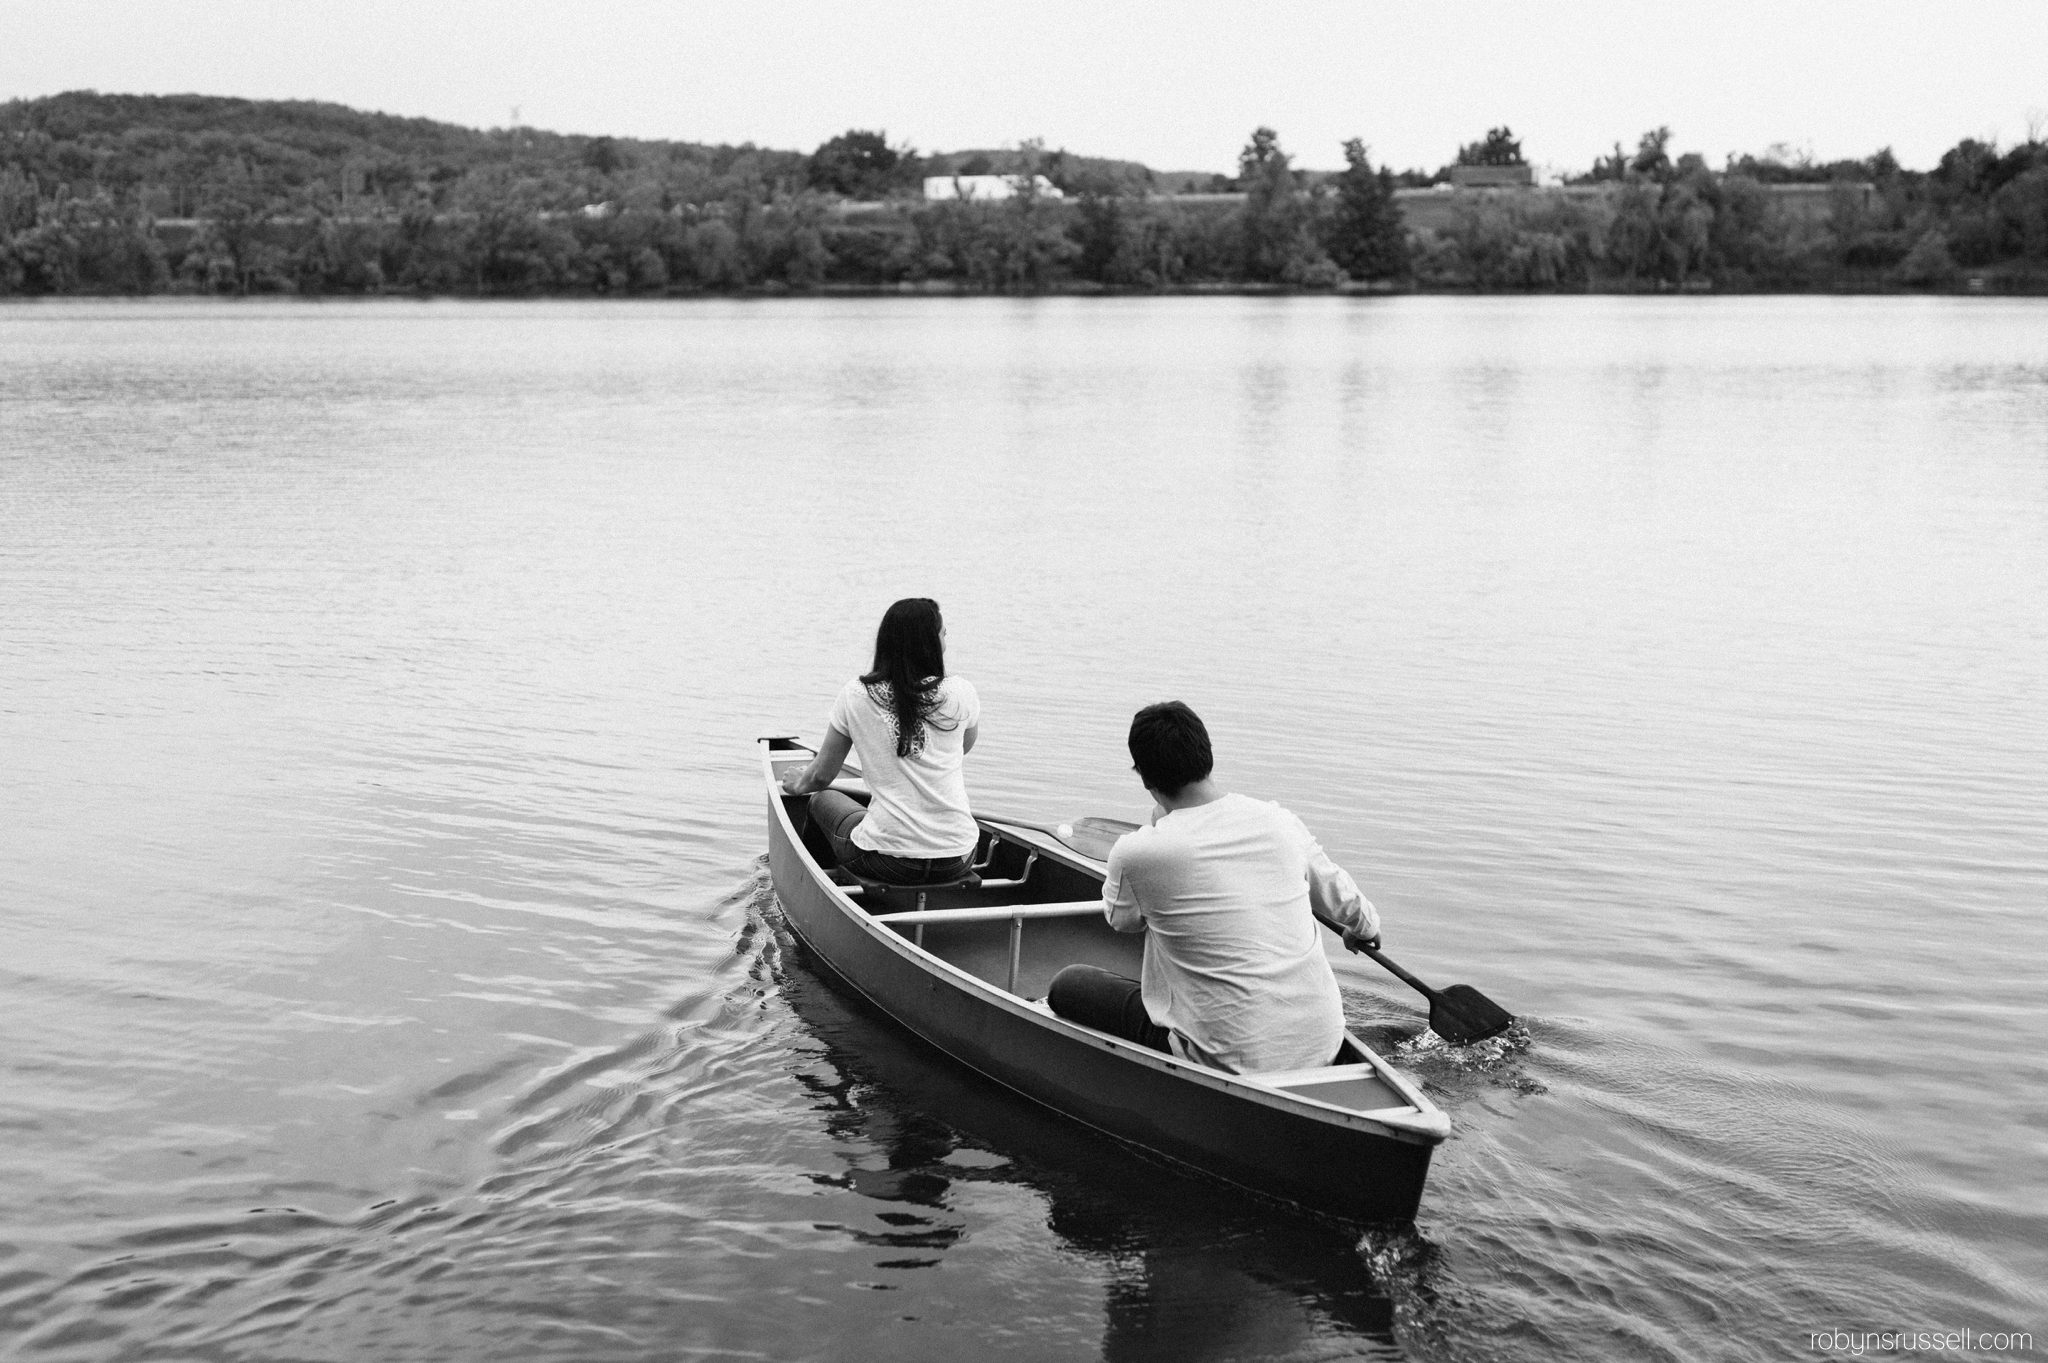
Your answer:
[9,91,503,162]
[0,91,811,217]
[0,92,1205,213]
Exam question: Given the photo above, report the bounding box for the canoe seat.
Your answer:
[840,871,982,917]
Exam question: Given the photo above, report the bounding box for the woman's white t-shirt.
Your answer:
[827,676,980,859]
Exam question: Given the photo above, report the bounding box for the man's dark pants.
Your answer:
[1047,964,1173,1054]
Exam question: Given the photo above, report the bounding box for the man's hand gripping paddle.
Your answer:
[1310,909,1514,1046]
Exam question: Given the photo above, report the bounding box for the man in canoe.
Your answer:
[777,597,982,887]
[1048,701,1381,1073]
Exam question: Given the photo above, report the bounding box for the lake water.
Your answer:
[2,295,2044,1362]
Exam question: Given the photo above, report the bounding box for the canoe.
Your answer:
[760,736,1449,1224]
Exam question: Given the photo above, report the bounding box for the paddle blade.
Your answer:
[1041,817,1139,861]
[1058,821,1129,861]
[1071,817,1140,835]
[1428,984,1515,1046]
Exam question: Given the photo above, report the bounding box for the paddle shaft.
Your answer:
[1312,907,1515,1044]
[1361,944,1436,996]
[1312,908,1441,997]
[1312,906,1395,960]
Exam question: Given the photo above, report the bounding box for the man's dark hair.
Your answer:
[1128,701,1213,796]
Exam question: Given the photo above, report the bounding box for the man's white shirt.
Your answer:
[1102,793,1380,1073]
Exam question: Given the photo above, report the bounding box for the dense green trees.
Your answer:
[1926,138,2048,264]
[1457,127,1524,166]
[1323,140,1408,280]
[1477,124,2048,289]
[806,130,911,198]
[1236,128,1343,285]
[0,193,167,293]
[4,94,2046,297]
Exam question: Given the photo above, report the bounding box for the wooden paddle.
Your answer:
[982,809,1515,1047]
[977,814,1132,863]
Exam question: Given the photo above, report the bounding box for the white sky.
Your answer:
[7,0,2046,174]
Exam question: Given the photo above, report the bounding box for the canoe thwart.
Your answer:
[871,898,1106,991]
[870,900,1105,926]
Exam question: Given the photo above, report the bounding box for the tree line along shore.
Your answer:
[3,92,2046,297]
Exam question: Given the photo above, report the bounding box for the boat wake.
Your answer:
[1393,1020,1546,1094]
[1340,987,1546,1096]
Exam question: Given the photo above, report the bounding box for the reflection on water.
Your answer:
[771,891,1405,1361]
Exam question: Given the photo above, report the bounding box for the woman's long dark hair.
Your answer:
[861,597,954,758]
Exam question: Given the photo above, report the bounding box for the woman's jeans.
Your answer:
[808,790,973,886]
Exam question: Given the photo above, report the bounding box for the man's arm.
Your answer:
[780,726,852,796]
[1102,840,1147,934]
[1303,833,1382,952]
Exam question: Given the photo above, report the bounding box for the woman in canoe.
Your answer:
[779,597,982,886]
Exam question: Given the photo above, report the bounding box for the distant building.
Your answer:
[922,174,1065,202]
[1447,164,1535,189]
